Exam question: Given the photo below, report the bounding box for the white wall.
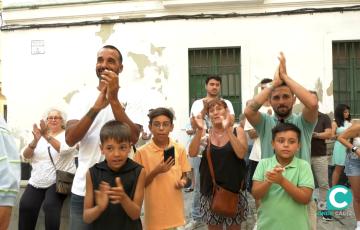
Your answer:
[1,1,360,148]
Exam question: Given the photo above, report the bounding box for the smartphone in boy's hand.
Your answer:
[164,146,175,164]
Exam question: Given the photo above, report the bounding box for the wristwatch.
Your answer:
[351,146,359,153]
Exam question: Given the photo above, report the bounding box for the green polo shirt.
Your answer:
[255,113,316,163]
[253,156,314,230]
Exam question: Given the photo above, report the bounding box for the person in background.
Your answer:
[134,107,191,230]
[189,99,248,230]
[308,91,332,221]
[83,120,145,229]
[331,103,352,186]
[0,117,20,230]
[337,123,360,230]
[244,78,273,196]
[19,108,77,230]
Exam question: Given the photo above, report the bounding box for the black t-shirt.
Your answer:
[89,159,143,230]
[311,112,332,157]
[199,129,247,195]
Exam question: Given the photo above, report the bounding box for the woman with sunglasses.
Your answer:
[19,108,77,230]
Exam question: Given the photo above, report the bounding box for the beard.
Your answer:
[274,106,292,118]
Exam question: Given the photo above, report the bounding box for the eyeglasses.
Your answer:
[47,116,62,121]
[152,122,171,129]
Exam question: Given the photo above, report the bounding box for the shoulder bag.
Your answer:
[48,146,75,195]
[206,138,239,218]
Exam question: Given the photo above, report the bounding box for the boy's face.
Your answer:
[149,115,174,143]
[100,139,131,171]
[272,130,300,159]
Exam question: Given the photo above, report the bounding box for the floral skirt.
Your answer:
[200,191,248,226]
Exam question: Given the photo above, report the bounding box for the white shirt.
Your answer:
[23,131,77,188]
[67,86,142,196]
[244,105,273,162]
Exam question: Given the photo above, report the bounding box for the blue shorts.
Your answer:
[344,153,360,176]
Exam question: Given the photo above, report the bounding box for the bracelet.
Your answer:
[28,144,36,149]
[351,146,359,153]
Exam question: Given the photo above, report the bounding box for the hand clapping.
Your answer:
[265,164,285,184]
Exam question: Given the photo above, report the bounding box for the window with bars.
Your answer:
[332,41,360,118]
[188,47,242,120]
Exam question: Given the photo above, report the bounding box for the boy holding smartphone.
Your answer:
[134,107,191,230]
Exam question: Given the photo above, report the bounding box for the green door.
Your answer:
[188,47,242,120]
[333,41,360,118]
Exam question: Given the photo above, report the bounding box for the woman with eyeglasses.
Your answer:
[19,108,77,230]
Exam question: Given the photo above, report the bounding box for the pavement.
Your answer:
[181,188,357,230]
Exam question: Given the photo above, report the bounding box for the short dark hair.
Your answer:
[100,120,131,144]
[205,75,222,85]
[148,107,174,125]
[272,122,301,142]
[260,78,272,84]
[102,45,123,63]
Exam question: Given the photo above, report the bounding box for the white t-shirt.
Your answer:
[67,86,142,196]
[23,131,77,188]
[244,105,273,162]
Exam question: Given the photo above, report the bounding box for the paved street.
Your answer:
[182,188,357,230]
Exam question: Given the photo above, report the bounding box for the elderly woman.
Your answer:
[19,108,77,230]
[189,99,248,230]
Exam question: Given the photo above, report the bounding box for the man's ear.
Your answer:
[99,144,104,155]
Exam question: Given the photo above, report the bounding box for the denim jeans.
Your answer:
[70,193,90,230]
[190,156,202,221]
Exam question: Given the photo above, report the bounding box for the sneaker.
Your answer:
[184,220,204,230]
[322,213,333,221]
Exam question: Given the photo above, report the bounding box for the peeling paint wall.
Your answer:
[1,3,360,149]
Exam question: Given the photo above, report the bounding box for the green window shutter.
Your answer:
[188,47,242,120]
[333,41,360,118]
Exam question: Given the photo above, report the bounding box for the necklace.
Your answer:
[212,130,226,138]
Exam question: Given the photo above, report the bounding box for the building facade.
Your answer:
[1,0,360,147]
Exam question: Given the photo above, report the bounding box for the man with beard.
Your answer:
[66,45,142,229]
[244,52,318,163]
[245,53,318,229]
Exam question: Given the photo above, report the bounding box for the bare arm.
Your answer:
[102,70,140,144]
[331,121,338,139]
[278,53,318,123]
[338,124,360,149]
[117,169,146,220]
[251,180,272,200]
[247,129,258,139]
[83,171,108,224]
[188,115,206,157]
[313,128,332,140]
[145,158,174,187]
[66,87,108,147]
[226,126,247,159]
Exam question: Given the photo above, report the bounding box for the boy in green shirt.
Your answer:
[252,123,314,230]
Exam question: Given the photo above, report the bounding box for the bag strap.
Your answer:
[206,134,217,187]
[47,146,57,170]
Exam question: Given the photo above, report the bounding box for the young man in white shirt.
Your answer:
[65,45,142,229]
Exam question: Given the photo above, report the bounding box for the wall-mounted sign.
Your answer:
[31,40,45,55]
